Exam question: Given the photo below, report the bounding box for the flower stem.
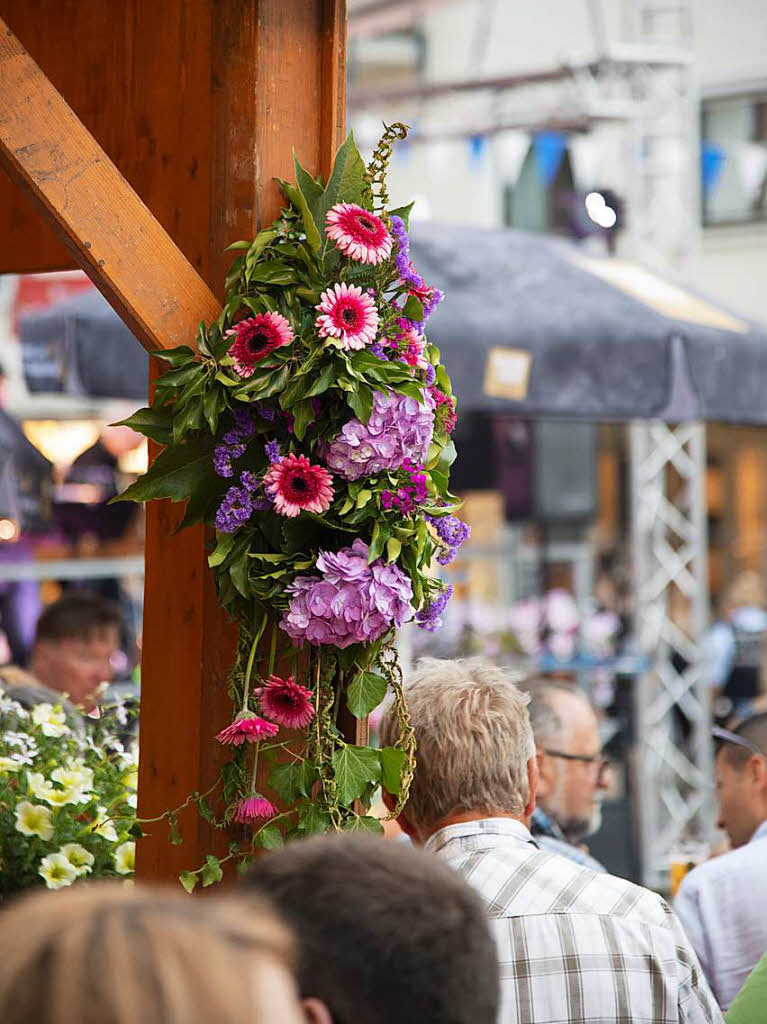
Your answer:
[267,621,278,679]
[241,632,260,713]
[250,741,260,795]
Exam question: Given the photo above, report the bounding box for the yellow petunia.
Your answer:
[38,852,78,890]
[113,841,135,875]
[31,703,69,737]
[91,808,118,842]
[15,801,54,840]
[59,843,95,876]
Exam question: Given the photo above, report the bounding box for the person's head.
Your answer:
[380,657,537,841]
[244,833,499,1024]
[714,713,767,847]
[0,882,304,1024]
[523,679,608,843]
[29,593,122,707]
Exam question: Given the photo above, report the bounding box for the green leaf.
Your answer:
[113,439,215,504]
[386,536,402,564]
[208,531,236,568]
[278,179,323,253]
[368,521,389,562]
[247,260,299,285]
[201,854,223,887]
[179,870,198,894]
[154,363,204,390]
[269,761,319,804]
[388,201,415,229]
[297,800,332,835]
[255,823,284,850]
[203,388,225,434]
[225,240,251,252]
[347,384,373,424]
[168,812,183,846]
[304,360,338,398]
[331,745,382,805]
[128,821,144,839]
[312,132,367,234]
[292,398,315,441]
[172,396,203,443]
[114,406,173,445]
[152,345,196,367]
[379,746,406,795]
[343,815,384,834]
[401,295,424,322]
[355,489,372,510]
[293,153,325,204]
[346,670,387,719]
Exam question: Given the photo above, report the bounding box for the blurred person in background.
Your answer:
[0,592,123,713]
[674,713,767,1010]
[0,882,305,1024]
[381,658,722,1024]
[244,832,499,1024]
[523,679,608,872]
[705,572,767,722]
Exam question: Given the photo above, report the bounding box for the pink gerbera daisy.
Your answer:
[315,283,379,350]
[260,675,315,730]
[326,203,393,264]
[216,715,279,746]
[263,454,334,518]
[225,312,293,378]
[234,795,277,823]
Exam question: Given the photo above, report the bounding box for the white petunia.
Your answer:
[39,853,78,890]
[0,756,23,773]
[52,763,95,793]
[91,808,118,842]
[15,801,54,840]
[59,843,95,876]
[113,841,135,875]
[27,772,56,801]
[31,703,69,737]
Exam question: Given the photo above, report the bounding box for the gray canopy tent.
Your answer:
[411,222,766,888]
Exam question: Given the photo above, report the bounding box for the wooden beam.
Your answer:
[0,16,220,351]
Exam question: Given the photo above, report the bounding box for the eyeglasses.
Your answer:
[712,726,765,759]
[543,749,611,779]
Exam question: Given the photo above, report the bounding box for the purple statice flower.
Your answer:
[422,287,444,323]
[321,390,435,482]
[381,460,427,516]
[311,397,324,417]
[425,362,436,386]
[215,485,253,533]
[369,342,388,361]
[416,585,454,632]
[280,538,413,648]
[213,410,255,479]
[264,439,283,464]
[390,216,410,277]
[240,470,259,491]
[427,514,471,565]
[253,401,276,423]
[214,444,236,478]
[232,408,257,438]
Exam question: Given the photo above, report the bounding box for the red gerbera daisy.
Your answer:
[234,795,277,823]
[326,203,393,264]
[260,675,315,730]
[216,715,279,746]
[315,283,379,350]
[225,312,293,378]
[263,454,334,518]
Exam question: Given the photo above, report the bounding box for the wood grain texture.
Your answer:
[0,16,221,349]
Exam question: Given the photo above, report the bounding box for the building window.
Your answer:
[701,91,767,227]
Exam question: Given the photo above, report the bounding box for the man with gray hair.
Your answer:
[381,658,722,1024]
[523,679,608,871]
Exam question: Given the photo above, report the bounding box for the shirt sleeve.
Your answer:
[725,952,767,1024]
[670,898,724,1024]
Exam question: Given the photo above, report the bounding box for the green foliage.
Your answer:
[331,745,382,805]
[347,670,387,719]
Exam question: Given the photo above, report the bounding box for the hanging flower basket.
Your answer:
[116,124,467,887]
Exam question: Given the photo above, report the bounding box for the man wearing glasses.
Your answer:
[523,680,609,872]
[674,713,767,1010]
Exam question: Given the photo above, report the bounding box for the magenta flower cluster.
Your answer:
[381,460,427,515]
[280,539,414,648]
[322,390,435,481]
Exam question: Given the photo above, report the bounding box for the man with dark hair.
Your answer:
[522,679,608,871]
[243,833,499,1024]
[0,592,122,711]
[675,713,767,1009]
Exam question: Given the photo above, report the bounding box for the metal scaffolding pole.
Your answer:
[629,420,714,889]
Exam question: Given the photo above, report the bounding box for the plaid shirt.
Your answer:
[530,806,607,873]
[427,818,723,1024]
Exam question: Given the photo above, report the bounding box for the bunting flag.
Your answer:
[468,133,487,168]
[736,142,767,200]
[533,131,566,187]
[700,141,726,195]
[495,130,530,186]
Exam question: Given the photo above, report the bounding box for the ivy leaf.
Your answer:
[343,815,384,834]
[347,670,387,719]
[331,745,382,805]
[297,800,332,835]
[312,131,367,235]
[179,870,198,894]
[114,406,174,445]
[379,746,406,796]
[201,854,223,887]
[254,823,284,850]
[269,761,319,804]
[113,438,216,504]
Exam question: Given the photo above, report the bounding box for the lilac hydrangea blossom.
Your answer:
[280,538,414,648]
[322,390,435,481]
[416,584,454,631]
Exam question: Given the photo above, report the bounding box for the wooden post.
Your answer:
[0,2,348,882]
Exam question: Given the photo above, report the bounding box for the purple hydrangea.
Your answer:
[416,584,454,631]
[280,538,414,648]
[427,514,471,565]
[215,485,253,533]
[321,390,435,481]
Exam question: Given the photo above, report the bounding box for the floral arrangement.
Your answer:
[0,691,138,895]
[117,125,467,886]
